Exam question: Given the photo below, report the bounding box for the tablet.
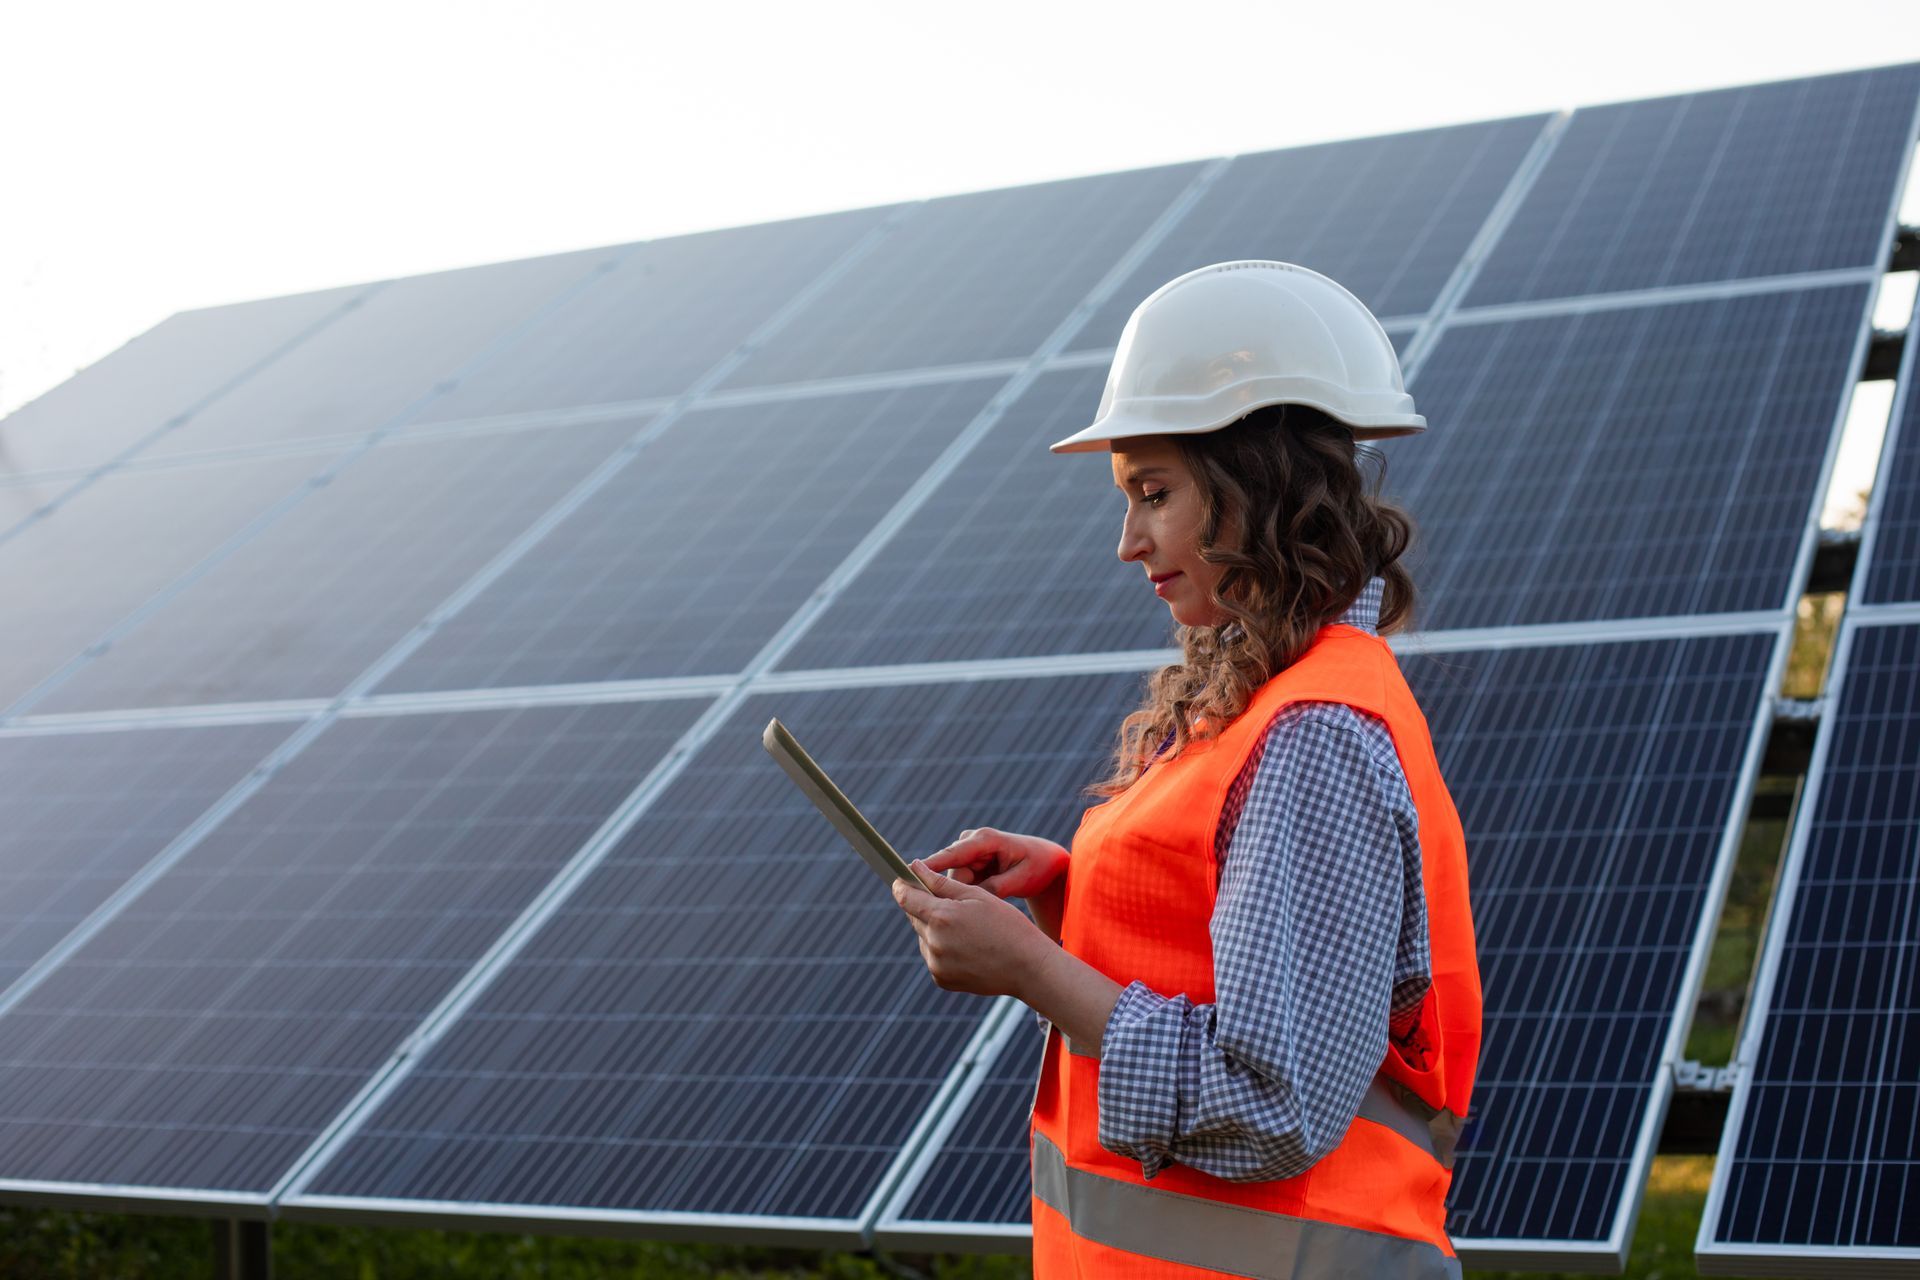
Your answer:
[762,717,935,892]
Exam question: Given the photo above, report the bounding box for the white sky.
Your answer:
[5,0,1918,518]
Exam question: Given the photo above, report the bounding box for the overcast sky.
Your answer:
[6,0,1918,517]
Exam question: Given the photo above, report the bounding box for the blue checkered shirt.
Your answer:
[1045,577,1432,1183]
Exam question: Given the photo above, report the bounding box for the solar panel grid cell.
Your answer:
[717,163,1203,389]
[378,376,1002,693]
[0,698,707,1193]
[0,723,296,992]
[1072,114,1551,349]
[0,284,369,481]
[0,452,344,715]
[1387,284,1868,631]
[135,247,628,461]
[888,1011,1043,1229]
[1465,64,1920,306]
[775,366,1175,671]
[408,207,897,426]
[1709,621,1920,1255]
[1369,635,1775,1242]
[32,419,645,714]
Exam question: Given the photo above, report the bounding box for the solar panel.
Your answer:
[1465,64,1920,306]
[775,366,1171,672]
[1414,632,1779,1251]
[1699,618,1920,1274]
[288,672,1140,1233]
[0,721,295,991]
[0,698,707,1195]
[877,1001,1041,1247]
[0,283,367,482]
[1384,283,1869,631]
[407,207,896,426]
[1072,114,1551,347]
[376,375,1002,694]
[26,419,643,715]
[1862,292,1920,604]
[785,284,1861,673]
[132,246,625,461]
[867,630,1781,1262]
[716,163,1203,390]
[0,451,346,715]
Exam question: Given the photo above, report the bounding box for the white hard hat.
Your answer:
[1049,260,1425,454]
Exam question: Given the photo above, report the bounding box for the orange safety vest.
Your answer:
[1030,623,1481,1278]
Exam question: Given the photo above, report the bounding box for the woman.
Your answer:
[891,261,1480,1278]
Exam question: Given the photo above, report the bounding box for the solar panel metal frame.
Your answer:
[1696,274,1920,1278]
[869,996,1036,1253]
[1695,604,1920,1278]
[1457,64,1920,309]
[278,972,1021,1250]
[1857,277,1920,606]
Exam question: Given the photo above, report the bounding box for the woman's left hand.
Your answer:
[892,859,1048,998]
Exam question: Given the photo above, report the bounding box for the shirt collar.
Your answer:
[1218,575,1384,643]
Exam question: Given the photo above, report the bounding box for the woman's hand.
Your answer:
[893,858,1123,1051]
[892,860,1050,999]
[923,827,1068,899]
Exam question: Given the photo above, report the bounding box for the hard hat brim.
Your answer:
[1049,403,1427,454]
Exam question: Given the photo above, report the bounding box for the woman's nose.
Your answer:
[1117,511,1149,563]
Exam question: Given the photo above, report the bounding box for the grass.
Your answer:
[0,1158,1714,1278]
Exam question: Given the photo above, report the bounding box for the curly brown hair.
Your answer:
[1088,404,1419,797]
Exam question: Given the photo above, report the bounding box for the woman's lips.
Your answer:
[1153,572,1182,597]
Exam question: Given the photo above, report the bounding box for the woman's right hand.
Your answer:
[923,827,1068,900]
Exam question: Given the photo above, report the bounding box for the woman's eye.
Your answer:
[1143,489,1168,506]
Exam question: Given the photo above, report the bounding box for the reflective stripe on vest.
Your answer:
[1032,1130,1462,1280]
[1369,1076,1464,1172]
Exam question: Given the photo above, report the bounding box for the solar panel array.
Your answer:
[1,61,1916,1273]
[1698,272,1920,1275]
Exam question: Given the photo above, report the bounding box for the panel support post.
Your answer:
[212,1219,271,1280]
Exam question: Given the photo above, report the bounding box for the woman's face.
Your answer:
[1111,436,1230,628]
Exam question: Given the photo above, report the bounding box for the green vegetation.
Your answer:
[0,1158,1715,1277]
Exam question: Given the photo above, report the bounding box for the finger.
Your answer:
[923,845,989,873]
[912,859,985,899]
[891,878,937,921]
